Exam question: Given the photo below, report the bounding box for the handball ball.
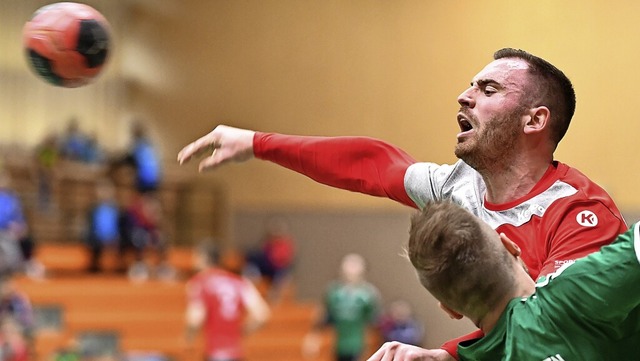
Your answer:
[23,2,111,88]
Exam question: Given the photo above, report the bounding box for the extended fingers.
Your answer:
[178,125,255,171]
[177,132,219,164]
[197,148,222,172]
[367,342,400,361]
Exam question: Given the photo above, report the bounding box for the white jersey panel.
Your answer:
[404,160,579,229]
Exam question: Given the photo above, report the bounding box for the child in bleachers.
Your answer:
[119,193,173,282]
[84,179,120,273]
[378,299,424,346]
[245,217,296,303]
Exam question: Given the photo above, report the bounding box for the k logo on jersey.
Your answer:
[576,210,598,227]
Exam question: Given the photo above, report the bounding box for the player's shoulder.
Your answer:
[555,162,611,196]
[534,163,626,231]
[550,162,620,208]
[405,160,481,203]
[361,281,380,293]
[406,159,469,176]
[188,267,219,281]
[188,267,243,285]
[187,270,205,285]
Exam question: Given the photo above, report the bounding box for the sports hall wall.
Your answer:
[125,0,640,212]
[2,0,640,350]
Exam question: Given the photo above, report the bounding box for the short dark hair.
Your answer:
[494,48,576,147]
[407,201,515,316]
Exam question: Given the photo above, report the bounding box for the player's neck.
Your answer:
[481,156,552,204]
[478,264,536,333]
[476,294,513,333]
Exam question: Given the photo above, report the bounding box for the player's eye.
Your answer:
[483,86,497,96]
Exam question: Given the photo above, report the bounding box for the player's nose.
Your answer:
[457,87,475,108]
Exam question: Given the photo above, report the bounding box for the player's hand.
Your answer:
[177,125,255,172]
[367,342,454,361]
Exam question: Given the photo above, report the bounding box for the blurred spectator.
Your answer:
[16,231,43,281]
[120,122,162,194]
[245,217,296,303]
[119,193,173,282]
[185,241,270,361]
[378,299,424,346]
[303,253,381,361]
[0,274,34,346]
[0,317,28,361]
[59,118,89,163]
[0,173,43,279]
[110,121,168,281]
[0,175,27,274]
[34,133,60,211]
[58,118,104,165]
[84,179,120,273]
[82,134,105,165]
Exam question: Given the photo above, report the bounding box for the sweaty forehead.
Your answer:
[473,58,530,86]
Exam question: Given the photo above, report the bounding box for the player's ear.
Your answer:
[438,302,463,320]
[523,106,550,135]
[499,233,521,257]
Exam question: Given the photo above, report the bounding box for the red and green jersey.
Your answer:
[458,223,640,360]
[253,133,627,357]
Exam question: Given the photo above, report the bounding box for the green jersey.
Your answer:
[324,281,380,356]
[458,223,640,361]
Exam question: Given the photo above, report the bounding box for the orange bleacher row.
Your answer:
[15,269,380,361]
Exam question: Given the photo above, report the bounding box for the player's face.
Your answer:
[341,254,366,283]
[455,58,531,170]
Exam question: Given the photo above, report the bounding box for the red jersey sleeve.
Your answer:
[253,132,418,207]
[539,199,627,278]
[440,330,484,359]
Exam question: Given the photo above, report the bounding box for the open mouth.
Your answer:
[457,114,474,133]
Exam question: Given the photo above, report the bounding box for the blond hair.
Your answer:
[407,201,516,317]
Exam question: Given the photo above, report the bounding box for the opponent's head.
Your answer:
[407,201,521,321]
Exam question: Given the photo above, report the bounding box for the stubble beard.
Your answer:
[455,112,522,173]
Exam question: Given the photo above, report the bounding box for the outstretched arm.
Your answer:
[177,125,418,208]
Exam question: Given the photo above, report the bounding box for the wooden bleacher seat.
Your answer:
[15,268,381,361]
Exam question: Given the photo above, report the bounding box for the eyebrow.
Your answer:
[472,78,502,88]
